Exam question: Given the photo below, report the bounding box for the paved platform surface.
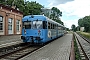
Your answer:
[20,34,72,60]
[0,35,23,48]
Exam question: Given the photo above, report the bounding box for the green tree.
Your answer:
[55,19,64,25]
[66,28,70,31]
[50,7,63,25]
[0,0,43,16]
[51,7,62,20]
[14,0,24,11]
[0,0,7,5]
[71,24,76,32]
[78,16,90,32]
[76,26,80,31]
[0,0,25,12]
[78,18,84,27]
[27,1,43,15]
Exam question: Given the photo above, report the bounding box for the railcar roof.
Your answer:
[22,15,46,21]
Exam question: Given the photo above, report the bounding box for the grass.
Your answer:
[77,31,90,40]
[74,38,81,60]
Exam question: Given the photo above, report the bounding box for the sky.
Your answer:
[26,0,90,29]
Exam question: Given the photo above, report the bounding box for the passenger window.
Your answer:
[48,22,50,29]
[33,20,42,29]
[54,24,56,29]
[53,24,54,29]
[51,23,53,29]
[43,21,47,29]
[23,21,31,29]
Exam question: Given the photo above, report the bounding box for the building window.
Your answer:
[16,20,20,32]
[8,18,13,30]
[0,16,3,30]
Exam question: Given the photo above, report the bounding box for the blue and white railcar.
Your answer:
[21,15,65,44]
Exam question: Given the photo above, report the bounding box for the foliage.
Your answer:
[73,33,81,60]
[76,26,80,31]
[0,0,43,16]
[66,28,69,31]
[78,16,90,32]
[51,7,62,20]
[0,0,7,5]
[71,24,76,32]
[55,19,64,25]
[74,39,81,60]
[50,7,63,25]
[25,1,43,15]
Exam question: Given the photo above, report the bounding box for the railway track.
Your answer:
[0,43,42,60]
[74,32,90,60]
[77,33,90,44]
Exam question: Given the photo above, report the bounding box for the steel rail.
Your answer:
[0,44,42,60]
[74,33,89,60]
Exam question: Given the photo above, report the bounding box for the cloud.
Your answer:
[57,0,90,17]
[48,0,74,7]
[48,0,90,29]
[62,19,78,29]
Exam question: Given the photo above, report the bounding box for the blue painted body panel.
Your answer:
[21,15,65,44]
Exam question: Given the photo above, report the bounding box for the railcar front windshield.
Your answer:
[33,20,42,29]
[23,21,31,29]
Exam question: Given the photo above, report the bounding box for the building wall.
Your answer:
[0,10,5,35]
[80,27,84,32]
[0,6,23,35]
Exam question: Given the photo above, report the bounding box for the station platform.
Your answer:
[20,33,72,60]
[0,35,23,48]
